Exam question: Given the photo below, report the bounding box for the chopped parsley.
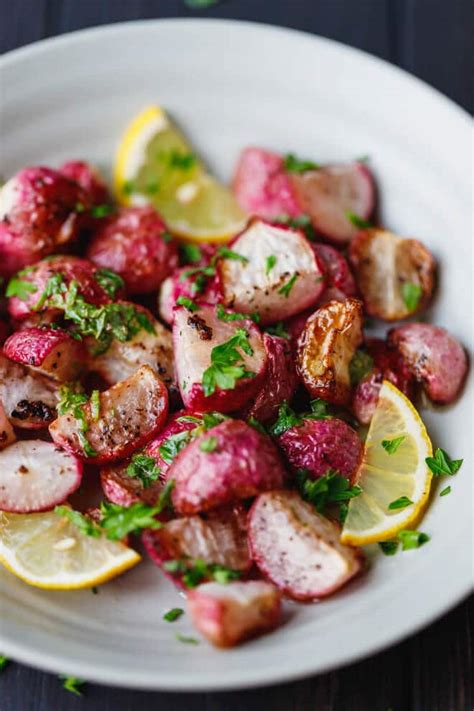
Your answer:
[176,634,199,645]
[283,153,319,173]
[397,530,430,550]
[202,327,254,397]
[199,435,218,453]
[168,150,196,170]
[163,608,184,622]
[216,246,249,263]
[57,384,97,458]
[378,541,399,556]
[126,453,161,488]
[440,485,451,497]
[180,265,216,295]
[99,501,164,540]
[307,398,332,420]
[296,468,362,515]
[381,436,406,455]
[180,243,202,264]
[425,448,463,477]
[388,496,413,510]
[159,431,193,464]
[401,282,423,312]
[54,506,102,538]
[265,321,290,340]
[215,303,260,324]
[90,204,115,218]
[265,255,277,275]
[176,295,199,312]
[94,268,124,298]
[184,0,219,7]
[273,213,315,241]
[163,558,241,588]
[345,210,372,229]
[278,273,298,298]
[90,389,100,421]
[269,399,331,436]
[122,180,135,196]
[349,350,374,386]
[0,656,10,673]
[60,676,85,696]
[5,271,37,300]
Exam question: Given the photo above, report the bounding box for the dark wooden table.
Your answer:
[0,1,472,709]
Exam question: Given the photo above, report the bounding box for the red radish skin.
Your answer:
[100,462,165,508]
[159,266,223,325]
[289,162,375,244]
[243,334,298,424]
[145,411,204,479]
[312,243,357,305]
[0,320,9,346]
[297,298,364,405]
[232,147,300,219]
[142,505,251,588]
[188,580,281,647]
[349,228,436,321]
[388,323,468,405]
[49,365,168,464]
[0,354,59,429]
[87,206,178,295]
[278,418,362,482]
[0,439,82,513]
[8,255,115,321]
[173,304,267,413]
[88,303,174,389]
[248,490,363,600]
[352,338,415,425]
[4,327,85,382]
[170,419,286,515]
[59,160,110,205]
[0,401,16,449]
[0,167,90,278]
[219,219,325,325]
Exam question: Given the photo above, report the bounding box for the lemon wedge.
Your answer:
[0,509,140,589]
[114,105,246,242]
[341,381,433,545]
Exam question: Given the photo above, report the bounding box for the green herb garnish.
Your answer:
[180,243,202,264]
[176,633,199,645]
[163,558,241,588]
[202,327,254,396]
[401,282,423,312]
[425,448,463,477]
[265,255,277,275]
[94,268,124,298]
[217,246,249,263]
[381,436,406,455]
[283,153,319,173]
[5,271,37,300]
[199,436,218,453]
[397,530,430,550]
[163,608,184,622]
[349,350,374,386]
[215,303,259,324]
[90,389,100,421]
[159,431,193,464]
[378,540,399,556]
[440,486,451,497]
[388,496,413,511]
[126,454,161,488]
[176,295,199,312]
[278,273,298,298]
[345,210,372,229]
[0,656,10,673]
[90,204,115,218]
[57,384,97,458]
[54,506,102,538]
[265,321,290,340]
[60,676,85,696]
[268,401,303,436]
[296,468,362,515]
[99,501,164,540]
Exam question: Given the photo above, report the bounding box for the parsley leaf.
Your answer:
[90,389,100,421]
[215,303,260,324]
[0,656,10,673]
[180,243,202,264]
[268,401,303,436]
[278,273,298,298]
[381,436,406,455]
[307,398,332,420]
[180,265,216,295]
[388,496,413,510]
[163,608,184,622]
[126,454,161,488]
[349,350,374,386]
[265,255,277,275]
[345,210,372,229]
[217,246,249,263]
[265,321,290,340]
[90,204,115,218]
[199,436,218,453]
[176,633,199,645]
[99,501,164,540]
[401,282,423,312]
[5,273,37,300]
[163,558,241,588]
[440,485,451,497]
[425,448,463,477]
[283,153,319,173]
[159,431,193,464]
[296,468,362,515]
[176,295,199,312]
[54,506,102,538]
[94,268,124,298]
[168,150,196,170]
[60,676,85,696]
[202,328,254,396]
[57,384,97,458]
[397,530,430,550]
[378,540,399,556]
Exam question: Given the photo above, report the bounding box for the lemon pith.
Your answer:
[341,381,433,546]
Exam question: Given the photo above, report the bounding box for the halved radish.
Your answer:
[289,162,375,244]
[170,419,285,515]
[0,354,60,429]
[173,303,267,413]
[188,580,281,647]
[0,439,82,513]
[4,327,85,382]
[0,401,16,450]
[100,462,165,508]
[312,243,357,305]
[248,490,363,600]
[49,365,168,463]
[219,219,325,324]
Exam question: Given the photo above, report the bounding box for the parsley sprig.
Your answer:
[401,282,423,312]
[163,558,241,588]
[202,328,254,396]
[425,448,463,477]
[269,399,331,436]
[215,303,260,324]
[296,468,362,516]
[379,530,430,555]
[349,350,374,386]
[381,436,406,455]
[126,454,161,488]
[283,153,319,173]
[345,210,372,229]
[57,384,97,457]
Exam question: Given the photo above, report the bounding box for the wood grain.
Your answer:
[0,1,472,709]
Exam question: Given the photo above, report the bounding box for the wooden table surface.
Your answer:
[0,1,472,709]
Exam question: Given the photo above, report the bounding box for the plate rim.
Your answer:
[0,17,472,691]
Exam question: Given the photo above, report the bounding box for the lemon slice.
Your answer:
[341,381,432,545]
[114,105,246,242]
[0,509,140,589]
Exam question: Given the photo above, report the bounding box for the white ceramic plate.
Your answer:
[0,19,472,691]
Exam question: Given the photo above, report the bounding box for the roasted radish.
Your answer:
[145,410,212,478]
[388,323,468,404]
[219,219,325,324]
[100,460,164,508]
[0,401,16,449]
[278,417,362,481]
[313,243,357,304]
[349,228,436,321]
[288,162,374,244]
[248,490,362,600]
[0,354,59,429]
[87,206,178,294]
[0,440,82,513]
[3,327,86,382]
[188,580,281,647]
[0,167,90,278]
[297,298,363,405]
[59,160,110,205]
[170,419,286,514]
[49,365,168,463]
[173,303,267,413]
